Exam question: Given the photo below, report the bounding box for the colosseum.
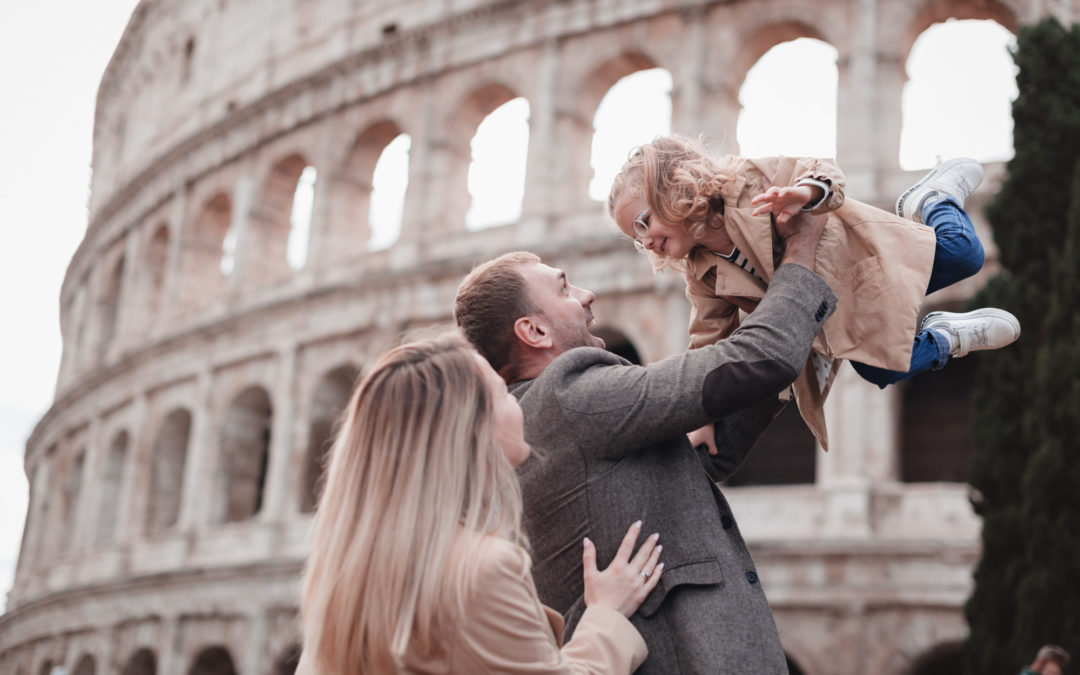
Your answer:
[3,0,1076,673]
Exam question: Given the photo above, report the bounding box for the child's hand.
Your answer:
[751,185,816,224]
[687,423,717,455]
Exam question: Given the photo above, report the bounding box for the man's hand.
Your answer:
[687,423,717,455]
[775,210,827,270]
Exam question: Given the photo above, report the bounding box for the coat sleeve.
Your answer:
[549,263,836,460]
[756,155,846,214]
[685,269,740,349]
[454,541,647,674]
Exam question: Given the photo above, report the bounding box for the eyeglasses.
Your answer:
[632,208,650,238]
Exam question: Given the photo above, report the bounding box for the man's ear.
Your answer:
[513,315,552,350]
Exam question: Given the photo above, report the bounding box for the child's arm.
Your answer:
[748,156,846,222]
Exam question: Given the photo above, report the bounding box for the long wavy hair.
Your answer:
[607,135,741,271]
[299,333,525,673]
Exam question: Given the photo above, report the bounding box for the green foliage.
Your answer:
[964,17,1080,675]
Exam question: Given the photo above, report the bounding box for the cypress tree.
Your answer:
[964,17,1080,674]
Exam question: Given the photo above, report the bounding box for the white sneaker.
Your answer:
[920,308,1021,358]
[895,158,984,223]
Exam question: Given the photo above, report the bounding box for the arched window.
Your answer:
[216,387,273,523]
[302,365,359,513]
[247,154,316,285]
[738,38,838,158]
[121,648,156,675]
[369,133,411,250]
[61,450,86,554]
[147,408,192,534]
[72,654,96,675]
[96,253,125,362]
[187,646,237,675]
[144,224,170,324]
[273,644,302,675]
[907,641,965,675]
[466,97,530,229]
[900,20,1016,170]
[588,68,672,201]
[593,327,642,365]
[94,430,128,544]
[179,193,231,315]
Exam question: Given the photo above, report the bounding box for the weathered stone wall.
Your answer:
[7,0,1077,673]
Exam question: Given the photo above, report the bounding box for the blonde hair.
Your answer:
[300,333,525,673]
[607,135,741,271]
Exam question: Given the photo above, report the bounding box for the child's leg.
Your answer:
[923,197,985,294]
[850,329,950,388]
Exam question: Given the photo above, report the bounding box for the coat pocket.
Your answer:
[638,558,725,617]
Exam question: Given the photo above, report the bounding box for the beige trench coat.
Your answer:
[684,156,937,451]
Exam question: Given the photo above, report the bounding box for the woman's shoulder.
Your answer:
[468,535,531,582]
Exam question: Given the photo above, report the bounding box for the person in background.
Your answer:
[1022,644,1071,675]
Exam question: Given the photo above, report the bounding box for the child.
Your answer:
[606,135,1020,451]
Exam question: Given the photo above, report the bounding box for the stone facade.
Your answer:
[5,0,1077,673]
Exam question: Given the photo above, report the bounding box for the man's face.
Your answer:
[518,262,605,354]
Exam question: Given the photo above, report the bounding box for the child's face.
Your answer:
[612,194,695,260]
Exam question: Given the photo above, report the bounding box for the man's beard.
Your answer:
[551,318,604,351]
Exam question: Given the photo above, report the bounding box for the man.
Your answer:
[454,212,834,674]
[1022,645,1071,675]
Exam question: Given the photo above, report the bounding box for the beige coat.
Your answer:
[684,156,936,450]
[401,537,647,674]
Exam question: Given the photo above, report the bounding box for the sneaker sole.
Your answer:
[920,308,1021,337]
[895,157,976,222]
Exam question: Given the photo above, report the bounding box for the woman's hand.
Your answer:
[687,423,717,455]
[582,521,663,617]
[750,184,817,224]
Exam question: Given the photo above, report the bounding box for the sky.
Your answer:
[0,5,1016,610]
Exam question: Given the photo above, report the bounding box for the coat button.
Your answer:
[746,571,758,584]
[721,515,734,530]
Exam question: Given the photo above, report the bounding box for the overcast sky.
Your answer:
[0,4,1016,609]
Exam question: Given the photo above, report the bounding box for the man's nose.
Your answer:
[573,285,596,307]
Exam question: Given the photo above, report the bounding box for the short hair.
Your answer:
[1039,645,1071,665]
[454,251,541,379]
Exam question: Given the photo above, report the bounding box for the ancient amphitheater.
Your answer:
[4,0,1077,673]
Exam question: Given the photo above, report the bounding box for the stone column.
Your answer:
[519,40,558,235]
[158,186,189,342]
[71,417,102,555]
[262,345,298,522]
[179,368,215,530]
[116,393,149,543]
[670,7,707,135]
[227,170,257,294]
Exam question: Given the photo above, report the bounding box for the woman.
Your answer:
[299,334,663,673]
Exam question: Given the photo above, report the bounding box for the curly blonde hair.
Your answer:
[607,135,741,270]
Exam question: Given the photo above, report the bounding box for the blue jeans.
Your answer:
[850,198,985,388]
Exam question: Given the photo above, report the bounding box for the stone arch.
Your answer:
[565,52,661,204]
[730,20,831,95]
[142,222,170,326]
[327,119,406,257]
[786,652,807,675]
[121,648,156,675]
[215,386,273,523]
[465,96,530,229]
[899,329,977,482]
[147,408,192,534]
[72,653,96,675]
[178,192,231,317]
[301,364,359,513]
[187,646,237,675]
[244,152,315,286]
[94,429,128,545]
[96,250,126,363]
[593,327,643,365]
[901,0,1019,58]
[440,82,523,232]
[273,643,301,675]
[37,660,54,675]
[60,449,87,555]
[903,640,965,675]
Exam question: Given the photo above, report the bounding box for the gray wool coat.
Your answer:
[512,263,837,675]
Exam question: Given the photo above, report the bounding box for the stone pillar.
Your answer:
[835,0,905,200]
[227,170,257,293]
[157,616,180,675]
[243,611,269,675]
[158,186,189,342]
[519,39,559,235]
[71,418,102,555]
[113,229,141,357]
[179,368,215,530]
[262,345,298,522]
[670,8,707,135]
[116,393,149,543]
